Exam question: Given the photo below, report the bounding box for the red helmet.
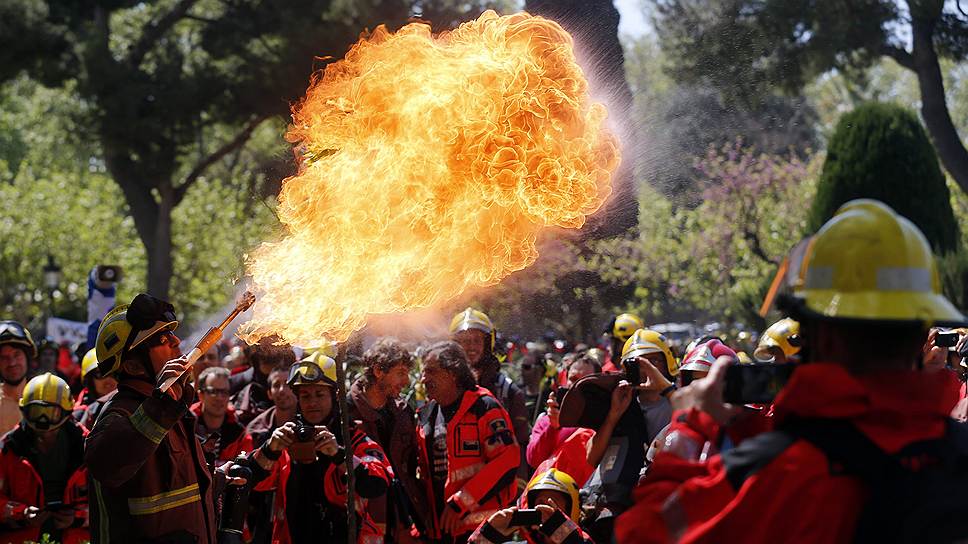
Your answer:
[680,339,736,373]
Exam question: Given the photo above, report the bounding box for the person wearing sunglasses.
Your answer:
[0,372,89,544]
[191,366,253,465]
[0,321,36,435]
[253,351,392,544]
[85,293,229,543]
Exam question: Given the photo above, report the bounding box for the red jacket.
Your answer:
[253,424,392,544]
[470,508,594,544]
[615,363,961,544]
[0,420,89,544]
[189,402,254,462]
[417,386,520,538]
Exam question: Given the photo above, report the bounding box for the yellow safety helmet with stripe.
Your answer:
[95,294,179,377]
[612,313,644,343]
[754,318,802,361]
[81,348,100,381]
[621,328,679,377]
[288,351,338,388]
[793,199,963,324]
[449,307,496,350]
[526,469,581,520]
[20,372,72,431]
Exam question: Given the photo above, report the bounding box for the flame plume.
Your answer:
[241,10,620,345]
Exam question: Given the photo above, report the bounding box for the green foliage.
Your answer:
[808,102,959,252]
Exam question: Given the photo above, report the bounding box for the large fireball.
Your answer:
[241,10,620,345]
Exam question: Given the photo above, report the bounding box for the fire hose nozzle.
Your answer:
[158,291,256,394]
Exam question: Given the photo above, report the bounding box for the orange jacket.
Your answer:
[417,386,520,538]
[0,420,89,544]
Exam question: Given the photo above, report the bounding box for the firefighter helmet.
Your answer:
[81,348,100,381]
[611,313,644,343]
[754,318,802,362]
[0,321,37,359]
[95,294,179,377]
[288,351,338,388]
[449,307,496,350]
[526,469,581,520]
[792,199,963,323]
[681,339,737,373]
[19,373,72,431]
[621,329,679,377]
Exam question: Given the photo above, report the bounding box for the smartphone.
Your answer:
[724,363,797,404]
[508,509,542,527]
[936,331,960,348]
[96,265,123,283]
[554,386,569,403]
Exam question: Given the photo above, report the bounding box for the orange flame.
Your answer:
[241,10,620,345]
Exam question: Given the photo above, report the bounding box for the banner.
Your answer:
[46,317,88,347]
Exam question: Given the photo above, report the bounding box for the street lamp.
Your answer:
[42,254,61,324]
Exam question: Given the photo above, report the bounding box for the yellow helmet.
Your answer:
[0,321,37,358]
[793,199,963,323]
[288,351,338,388]
[95,294,179,377]
[612,313,645,342]
[526,469,581,520]
[303,341,339,360]
[81,348,100,381]
[449,307,496,350]
[20,373,72,431]
[621,329,679,377]
[754,318,802,361]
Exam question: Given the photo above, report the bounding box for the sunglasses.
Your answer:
[202,387,230,397]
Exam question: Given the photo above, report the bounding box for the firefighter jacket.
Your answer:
[0,420,89,544]
[252,422,392,544]
[190,402,254,463]
[417,386,519,538]
[85,379,217,544]
[469,509,594,544]
[615,362,961,544]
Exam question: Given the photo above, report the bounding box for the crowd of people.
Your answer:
[1,198,968,543]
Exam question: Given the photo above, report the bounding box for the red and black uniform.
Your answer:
[417,385,519,540]
[615,363,962,544]
[0,419,89,544]
[190,402,254,463]
[253,420,391,544]
[470,509,594,544]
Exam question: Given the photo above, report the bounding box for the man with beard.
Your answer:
[348,338,427,541]
[0,322,35,434]
[229,338,295,426]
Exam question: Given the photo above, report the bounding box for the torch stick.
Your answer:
[334,342,357,543]
[159,291,256,393]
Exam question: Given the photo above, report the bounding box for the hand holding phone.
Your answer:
[723,363,797,404]
[508,509,542,527]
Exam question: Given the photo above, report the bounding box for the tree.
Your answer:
[808,102,959,252]
[651,0,968,195]
[526,0,638,236]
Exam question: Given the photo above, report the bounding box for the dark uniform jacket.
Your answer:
[85,379,216,544]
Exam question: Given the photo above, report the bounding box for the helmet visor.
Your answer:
[288,361,326,387]
[22,403,67,431]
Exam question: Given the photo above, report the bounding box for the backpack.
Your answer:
[722,417,968,543]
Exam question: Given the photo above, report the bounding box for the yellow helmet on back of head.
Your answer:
[526,469,581,520]
[612,313,644,343]
[754,318,802,361]
[622,329,679,377]
[794,199,963,323]
[95,294,179,377]
[449,307,496,350]
[81,348,100,381]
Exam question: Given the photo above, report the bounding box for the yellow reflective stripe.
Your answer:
[129,405,167,444]
[127,483,200,516]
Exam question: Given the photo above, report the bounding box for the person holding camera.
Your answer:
[616,200,968,543]
[252,352,391,544]
[469,469,593,544]
[526,353,599,470]
[416,341,519,543]
[0,373,89,544]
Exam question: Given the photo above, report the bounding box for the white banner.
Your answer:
[46,317,88,346]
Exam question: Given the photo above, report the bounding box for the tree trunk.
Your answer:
[525,0,638,237]
[147,184,175,299]
[911,14,968,194]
